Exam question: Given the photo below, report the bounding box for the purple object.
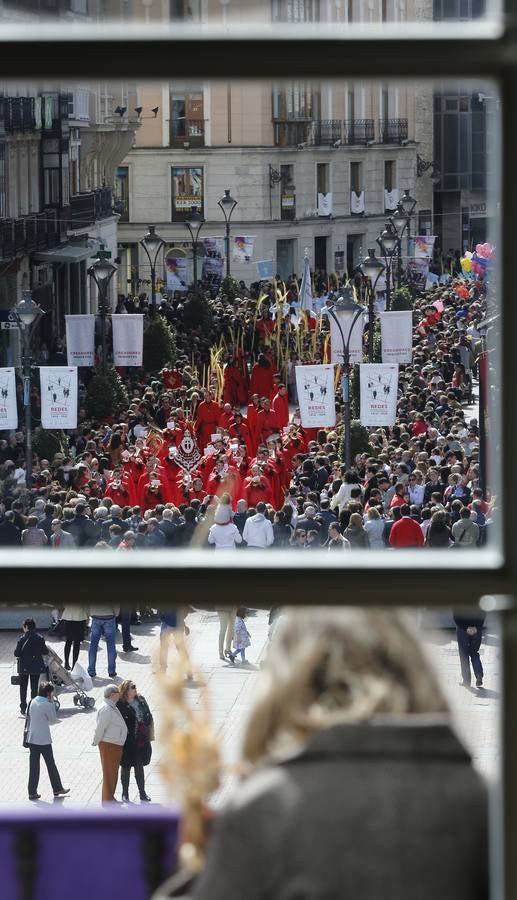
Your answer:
[0,806,180,900]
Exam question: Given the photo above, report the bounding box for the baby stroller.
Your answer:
[45,647,96,710]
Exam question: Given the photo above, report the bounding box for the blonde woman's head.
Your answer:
[242,607,447,766]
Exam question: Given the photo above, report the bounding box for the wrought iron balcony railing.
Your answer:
[344,119,375,144]
[378,118,409,144]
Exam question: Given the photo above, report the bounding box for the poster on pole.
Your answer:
[414,235,436,259]
[360,364,399,426]
[112,314,144,367]
[379,311,413,364]
[256,260,274,280]
[0,367,18,429]
[406,258,429,291]
[165,254,188,293]
[65,314,95,367]
[40,367,78,430]
[295,365,336,428]
[329,309,364,364]
[232,235,255,262]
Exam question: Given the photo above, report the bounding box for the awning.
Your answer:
[32,240,101,264]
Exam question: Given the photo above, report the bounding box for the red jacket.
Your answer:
[389,517,425,548]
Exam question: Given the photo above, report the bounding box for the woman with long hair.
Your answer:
[192,608,487,900]
[116,679,154,802]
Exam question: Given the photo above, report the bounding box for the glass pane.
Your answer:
[0,76,501,573]
[0,0,498,28]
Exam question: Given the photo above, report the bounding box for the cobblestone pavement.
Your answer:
[0,608,499,808]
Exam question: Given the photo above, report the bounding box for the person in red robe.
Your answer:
[180,474,208,505]
[161,366,182,390]
[195,391,221,450]
[104,475,135,508]
[271,384,289,429]
[141,479,167,513]
[240,466,274,508]
[206,457,242,508]
[246,394,261,454]
[249,354,275,401]
[222,359,246,407]
[228,413,253,458]
[218,403,234,432]
[255,315,275,347]
[157,451,183,505]
[255,397,280,446]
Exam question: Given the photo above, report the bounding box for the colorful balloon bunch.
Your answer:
[460,243,495,279]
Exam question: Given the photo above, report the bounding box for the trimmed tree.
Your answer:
[85,367,129,421]
[391,286,413,311]
[181,295,213,332]
[143,315,177,373]
[339,419,372,465]
[219,275,241,303]
[32,429,69,462]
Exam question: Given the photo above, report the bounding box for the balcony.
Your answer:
[0,210,62,261]
[273,119,312,147]
[170,118,205,147]
[3,97,36,133]
[378,118,409,144]
[310,119,342,146]
[70,187,113,229]
[344,119,375,145]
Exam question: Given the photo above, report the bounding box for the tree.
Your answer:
[32,429,69,462]
[391,286,413,311]
[219,275,241,303]
[85,367,129,421]
[143,315,177,373]
[339,419,372,464]
[181,295,213,332]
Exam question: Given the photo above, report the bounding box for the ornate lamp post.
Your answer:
[140,225,166,314]
[360,249,385,361]
[184,207,205,299]
[13,291,44,490]
[217,189,238,279]
[322,287,365,470]
[88,249,118,373]
[377,222,399,311]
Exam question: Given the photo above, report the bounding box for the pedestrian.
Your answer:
[117,679,154,803]
[343,512,370,548]
[21,515,47,546]
[159,608,191,673]
[14,618,49,716]
[453,608,486,688]
[191,607,487,900]
[208,502,243,550]
[215,605,237,661]
[452,507,479,548]
[60,604,89,671]
[25,681,70,801]
[228,607,251,664]
[242,501,274,548]
[88,603,120,679]
[92,683,128,803]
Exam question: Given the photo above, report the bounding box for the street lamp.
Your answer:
[400,188,417,216]
[377,222,399,312]
[13,291,44,491]
[391,197,415,288]
[322,286,365,471]
[139,225,166,314]
[184,207,205,298]
[88,249,118,373]
[217,189,238,279]
[359,249,385,361]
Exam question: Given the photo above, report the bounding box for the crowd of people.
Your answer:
[0,265,493,552]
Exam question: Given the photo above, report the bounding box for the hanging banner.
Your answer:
[65,314,95,367]
[295,365,336,428]
[360,364,399,426]
[203,236,225,259]
[112,314,144,367]
[384,189,399,211]
[379,311,413,364]
[425,271,440,290]
[202,255,224,288]
[330,309,364,364]
[40,367,78,430]
[172,166,203,214]
[165,254,188,293]
[232,235,255,263]
[257,260,274,280]
[317,192,332,216]
[0,367,18,430]
[406,258,429,291]
[414,235,437,259]
[350,191,365,215]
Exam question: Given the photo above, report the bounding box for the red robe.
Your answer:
[228,421,253,458]
[195,401,221,450]
[206,466,242,509]
[218,409,234,432]
[240,475,274,508]
[104,480,135,508]
[246,403,261,453]
[162,368,182,390]
[271,392,289,429]
[223,365,246,407]
[255,408,280,446]
[141,483,167,513]
[249,363,275,401]
[158,458,183,505]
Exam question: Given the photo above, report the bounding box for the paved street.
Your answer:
[0,608,499,808]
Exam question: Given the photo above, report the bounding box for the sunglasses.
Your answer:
[130,684,136,689]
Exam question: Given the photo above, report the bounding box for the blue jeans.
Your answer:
[88,617,117,676]
[233,648,246,661]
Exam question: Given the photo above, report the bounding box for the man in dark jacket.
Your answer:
[453,608,486,687]
[100,505,129,543]
[67,503,98,547]
[14,618,49,714]
[0,511,21,546]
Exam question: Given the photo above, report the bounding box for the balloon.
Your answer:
[461,257,472,273]
[475,242,494,259]
[454,284,469,299]
[471,262,484,277]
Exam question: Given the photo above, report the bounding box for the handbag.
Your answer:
[22,702,32,749]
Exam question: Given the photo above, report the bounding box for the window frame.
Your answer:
[0,15,516,895]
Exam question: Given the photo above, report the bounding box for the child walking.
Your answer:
[228,607,251,664]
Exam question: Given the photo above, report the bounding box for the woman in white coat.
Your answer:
[207,502,243,551]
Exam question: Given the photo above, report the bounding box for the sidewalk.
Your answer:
[0,608,499,809]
